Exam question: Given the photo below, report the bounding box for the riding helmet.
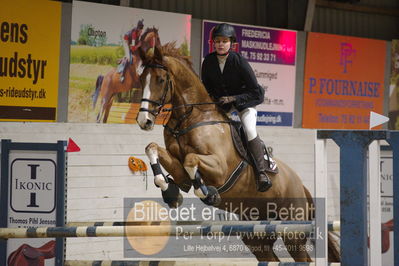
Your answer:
[137,19,144,30]
[212,23,236,42]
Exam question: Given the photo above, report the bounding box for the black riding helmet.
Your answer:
[137,19,144,30]
[212,23,236,43]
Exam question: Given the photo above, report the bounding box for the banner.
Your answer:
[389,39,399,130]
[0,0,61,121]
[68,1,191,123]
[202,20,297,127]
[302,32,386,129]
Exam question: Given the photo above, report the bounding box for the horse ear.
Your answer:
[154,44,163,62]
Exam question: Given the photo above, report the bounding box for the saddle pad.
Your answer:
[229,123,278,174]
[229,123,250,162]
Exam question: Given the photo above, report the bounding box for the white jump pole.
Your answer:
[368,140,382,266]
[315,137,328,266]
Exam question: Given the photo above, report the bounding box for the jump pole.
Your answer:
[314,137,327,266]
[0,222,339,239]
[386,131,399,266]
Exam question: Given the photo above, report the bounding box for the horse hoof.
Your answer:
[167,193,183,208]
[200,186,221,206]
[162,181,182,208]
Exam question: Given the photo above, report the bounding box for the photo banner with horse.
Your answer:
[68,0,191,123]
[202,20,297,127]
[302,32,386,129]
[0,0,61,122]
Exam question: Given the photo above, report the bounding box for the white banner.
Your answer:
[202,20,297,126]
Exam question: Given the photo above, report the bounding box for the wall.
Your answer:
[0,122,340,260]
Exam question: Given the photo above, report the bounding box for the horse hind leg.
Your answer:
[145,143,183,208]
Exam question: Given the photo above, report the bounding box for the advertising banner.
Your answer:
[0,0,61,121]
[68,1,191,123]
[380,151,394,265]
[389,39,399,130]
[202,20,297,126]
[0,140,66,266]
[302,32,386,129]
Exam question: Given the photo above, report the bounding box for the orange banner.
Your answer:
[302,32,386,129]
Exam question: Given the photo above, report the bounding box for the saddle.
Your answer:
[7,240,56,266]
[230,121,278,174]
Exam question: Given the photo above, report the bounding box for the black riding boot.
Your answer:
[248,135,272,192]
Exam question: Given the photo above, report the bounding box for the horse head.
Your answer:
[138,27,161,63]
[136,44,173,130]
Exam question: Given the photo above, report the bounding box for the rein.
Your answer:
[140,63,233,138]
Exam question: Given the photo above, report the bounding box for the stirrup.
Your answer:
[263,146,278,172]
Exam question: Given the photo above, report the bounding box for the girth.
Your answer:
[217,160,248,194]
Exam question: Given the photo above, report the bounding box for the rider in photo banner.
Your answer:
[201,23,273,192]
[118,19,144,82]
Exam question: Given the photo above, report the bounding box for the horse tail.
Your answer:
[328,231,341,262]
[92,74,104,109]
[303,185,341,262]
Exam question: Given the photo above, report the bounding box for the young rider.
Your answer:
[201,23,272,192]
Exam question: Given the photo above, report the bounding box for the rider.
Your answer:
[201,23,272,192]
[118,19,144,82]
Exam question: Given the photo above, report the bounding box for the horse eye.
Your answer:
[157,77,165,84]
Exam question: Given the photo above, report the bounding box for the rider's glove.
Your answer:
[218,96,236,105]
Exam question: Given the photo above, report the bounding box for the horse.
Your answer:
[92,27,161,123]
[135,43,340,262]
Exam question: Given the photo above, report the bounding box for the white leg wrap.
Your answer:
[184,166,207,199]
[154,174,168,191]
[146,145,168,191]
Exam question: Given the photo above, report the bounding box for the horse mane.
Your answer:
[160,42,193,69]
[140,28,195,74]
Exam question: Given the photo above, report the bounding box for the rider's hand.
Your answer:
[218,96,236,105]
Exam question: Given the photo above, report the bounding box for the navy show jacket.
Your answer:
[201,51,265,112]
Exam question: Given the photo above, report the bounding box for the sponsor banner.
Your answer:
[68,1,191,123]
[302,32,386,129]
[202,20,297,127]
[389,39,399,130]
[6,151,58,265]
[0,0,61,121]
[380,151,394,265]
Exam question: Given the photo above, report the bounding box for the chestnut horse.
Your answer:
[136,43,340,262]
[92,28,161,123]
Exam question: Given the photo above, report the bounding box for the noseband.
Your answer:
[139,63,171,116]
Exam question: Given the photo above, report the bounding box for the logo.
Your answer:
[340,42,356,73]
[10,158,56,213]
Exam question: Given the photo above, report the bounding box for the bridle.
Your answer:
[138,63,172,117]
[138,62,232,139]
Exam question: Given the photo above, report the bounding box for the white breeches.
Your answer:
[238,107,258,141]
[123,41,130,60]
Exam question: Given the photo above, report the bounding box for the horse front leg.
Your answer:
[183,153,225,206]
[145,142,188,208]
